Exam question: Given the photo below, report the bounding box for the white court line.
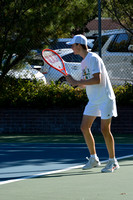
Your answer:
[0,165,84,186]
[0,154,133,186]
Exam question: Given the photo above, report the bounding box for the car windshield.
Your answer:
[107,33,132,52]
[29,59,44,66]
[92,35,110,52]
[49,42,70,50]
[62,53,83,63]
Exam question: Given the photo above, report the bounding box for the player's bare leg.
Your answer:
[101,118,120,172]
[101,118,115,158]
[81,115,101,170]
[80,115,96,155]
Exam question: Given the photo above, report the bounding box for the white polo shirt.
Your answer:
[81,52,116,104]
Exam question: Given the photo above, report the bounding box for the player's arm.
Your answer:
[66,73,101,87]
[79,73,101,85]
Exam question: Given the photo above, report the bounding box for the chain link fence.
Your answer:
[28,26,133,86]
[5,21,133,86]
[0,1,133,87]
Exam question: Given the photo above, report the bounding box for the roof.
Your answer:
[86,18,122,31]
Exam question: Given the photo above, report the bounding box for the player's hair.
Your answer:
[76,43,87,50]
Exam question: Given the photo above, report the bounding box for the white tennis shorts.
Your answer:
[83,99,118,119]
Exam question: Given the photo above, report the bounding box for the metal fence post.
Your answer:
[98,0,102,57]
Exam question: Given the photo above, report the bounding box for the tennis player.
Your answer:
[66,34,120,173]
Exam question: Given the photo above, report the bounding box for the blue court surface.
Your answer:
[0,143,133,184]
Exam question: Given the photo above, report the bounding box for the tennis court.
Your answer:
[0,135,133,200]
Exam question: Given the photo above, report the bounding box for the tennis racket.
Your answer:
[42,49,68,75]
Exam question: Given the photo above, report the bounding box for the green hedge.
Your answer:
[0,77,132,108]
[113,84,133,106]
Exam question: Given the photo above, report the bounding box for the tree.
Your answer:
[102,0,133,34]
[0,0,98,84]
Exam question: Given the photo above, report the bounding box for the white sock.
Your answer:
[90,154,98,159]
[109,158,116,162]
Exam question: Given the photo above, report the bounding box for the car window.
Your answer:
[62,53,83,63]
[107,33,131,52]
[29,59,44,66]
[49,42,70,50]
[131,36,133,45]
[92,35,110,52]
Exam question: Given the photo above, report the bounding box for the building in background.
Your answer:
[85,18,122,36]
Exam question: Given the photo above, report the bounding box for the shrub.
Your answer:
[113,83,133,106]
[0,77,132,108]
[0,77,40,107]
[0,77,88,108]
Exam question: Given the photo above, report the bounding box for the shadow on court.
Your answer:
[0,143,133,182]
[0,138,133,200]
[39,170,101,178]
[0,159,133,200]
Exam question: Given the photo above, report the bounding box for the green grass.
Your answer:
[0,133,133,144]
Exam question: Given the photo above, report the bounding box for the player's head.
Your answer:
[67,34,87,46]
[66,34,88,54]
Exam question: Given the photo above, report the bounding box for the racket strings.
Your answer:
[42,51,63,70]
[42,49,67,75]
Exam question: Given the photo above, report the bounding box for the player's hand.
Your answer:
[66,75,78,86]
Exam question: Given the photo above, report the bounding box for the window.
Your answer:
[131,36,133,45]
[62,53,83,63]
[50,42,70,50]
[107,33,131,52]
[29,59,44,66]
[92,35,109,52]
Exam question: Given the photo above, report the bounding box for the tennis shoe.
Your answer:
[101,159,120,173]
[82,157,101,170]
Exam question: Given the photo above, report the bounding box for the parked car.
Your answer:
[92,29,133,85]
[6,63,47,84]
[30,29,133,85]
[30,49,83,84]
[49,38,94,50]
